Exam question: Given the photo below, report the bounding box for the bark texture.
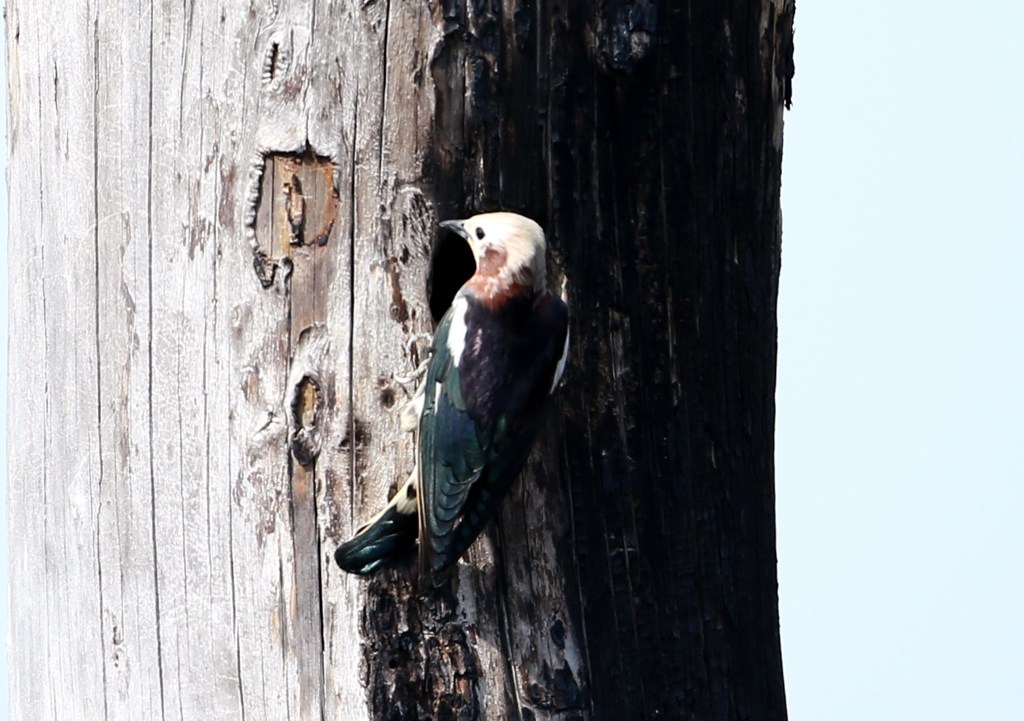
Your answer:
[6,1,793,719]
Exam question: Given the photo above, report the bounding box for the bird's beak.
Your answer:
[440,218,476,254]
[439,219,468,238]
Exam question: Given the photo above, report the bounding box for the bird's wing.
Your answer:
[416,305,488,587]
[417,291,569,588]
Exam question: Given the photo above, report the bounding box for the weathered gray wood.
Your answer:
[7,3,105,719]
[6,0,371,718]
[8,0,794,719]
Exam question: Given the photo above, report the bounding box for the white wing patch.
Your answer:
[550,325,570,394]
[447,296,470,368]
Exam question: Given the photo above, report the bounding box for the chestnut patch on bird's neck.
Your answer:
[476,246,507,277]
[467,246,536,309]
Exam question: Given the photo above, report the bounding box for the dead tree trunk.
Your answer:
[6,1,793,720]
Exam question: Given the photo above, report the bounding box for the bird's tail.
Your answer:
[334,469,419,575]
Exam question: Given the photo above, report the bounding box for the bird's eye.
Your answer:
[475,227,486,240]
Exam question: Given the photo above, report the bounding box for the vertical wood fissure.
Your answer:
[144,0,167,715]
[377,0,390,183]
[36,35,54,718]
[310,386,329,718]
[91,9,111,720]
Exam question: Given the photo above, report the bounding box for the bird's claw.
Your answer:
[394,332,434,386]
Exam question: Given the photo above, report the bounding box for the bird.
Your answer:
[334,212,570,588]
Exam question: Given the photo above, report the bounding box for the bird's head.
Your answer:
[440,212,547,300]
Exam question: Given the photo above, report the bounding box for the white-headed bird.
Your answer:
[334,212,570,588]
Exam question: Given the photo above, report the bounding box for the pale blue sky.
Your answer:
[3,3,1023,718]
[777,2,1024,720]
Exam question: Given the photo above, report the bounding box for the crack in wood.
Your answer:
[284,172,305,245]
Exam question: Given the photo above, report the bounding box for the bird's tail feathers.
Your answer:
[334,504,417,575]
[334,471,419,575]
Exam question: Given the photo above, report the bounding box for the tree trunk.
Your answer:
[6,1,793,719]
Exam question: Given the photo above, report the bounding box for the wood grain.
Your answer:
[7,0,795,719]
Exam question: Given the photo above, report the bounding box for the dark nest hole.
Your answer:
[427,225,476,323]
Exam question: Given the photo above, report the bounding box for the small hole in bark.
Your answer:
[290,375,322,465]
[267,42,280,81]
[550,618,566,649]
[428,226,476,323]
[252,251,276,288]
[379,387,396,408]
[293,376,320,428]
[353,417,370,448]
